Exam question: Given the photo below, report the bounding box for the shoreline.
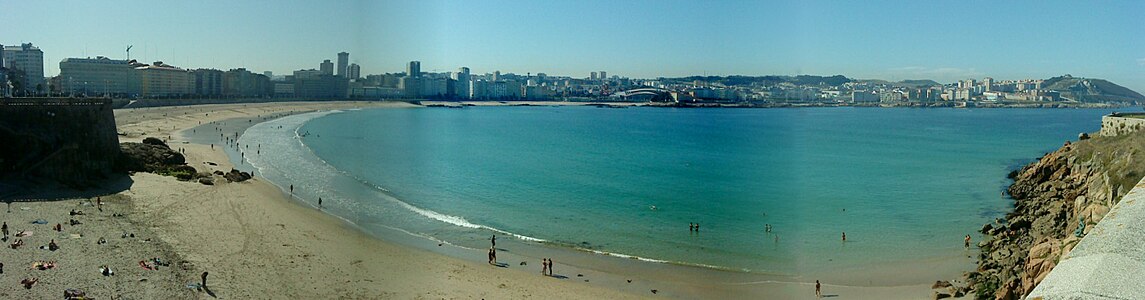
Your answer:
[112,101,941,298]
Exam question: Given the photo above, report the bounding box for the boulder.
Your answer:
[1078,132,1090,140]
[932,280,953,289]
[198,178,214,185]
[142,137,168,147]
[224,169,253,183]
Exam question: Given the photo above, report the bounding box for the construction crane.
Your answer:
[126,45,133,61]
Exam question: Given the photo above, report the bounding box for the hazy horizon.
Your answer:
[2,0,1143,92]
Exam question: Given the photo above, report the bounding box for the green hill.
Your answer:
[1042,75,1145,104]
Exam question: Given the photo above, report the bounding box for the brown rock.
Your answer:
[932,280,953,289]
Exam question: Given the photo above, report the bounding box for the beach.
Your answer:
[1,101,942,299]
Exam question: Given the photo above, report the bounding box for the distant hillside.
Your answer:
[673,75,852,87]
[1042,75,1145,104]
[897,79,941,87]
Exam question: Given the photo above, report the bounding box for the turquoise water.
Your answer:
[238,106,1108,281]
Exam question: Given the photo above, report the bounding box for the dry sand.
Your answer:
[1,101,945,299]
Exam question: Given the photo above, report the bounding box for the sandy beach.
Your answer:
[1,101,946,299]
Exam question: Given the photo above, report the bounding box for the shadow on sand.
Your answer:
[0,174,134,205]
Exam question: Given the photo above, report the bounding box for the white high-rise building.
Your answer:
[337,52,349,77]
[453,67,471,99]
[3,43,46,94]
[320,59,334,75]
[348,63,360,80]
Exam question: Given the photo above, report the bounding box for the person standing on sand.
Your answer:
[965,234,972,248]
[318,197,323,209]
[290,185,294,194]
[815,280,822,298]
[547,259,553,276]
[2,221,7,238]
[488,247,497,265]
[490,235,496,248]
[541,258,548,275]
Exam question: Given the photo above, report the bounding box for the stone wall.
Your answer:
[0,98,120,188]
[1098,113,1145,137]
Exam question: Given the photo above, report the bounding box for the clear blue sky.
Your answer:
[2,0,1143,92]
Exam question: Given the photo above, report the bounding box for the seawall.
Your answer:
[0,98,120,191]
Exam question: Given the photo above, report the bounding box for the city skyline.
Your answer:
[1,0,1143,92]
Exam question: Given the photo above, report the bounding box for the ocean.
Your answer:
[233,106,1108,284]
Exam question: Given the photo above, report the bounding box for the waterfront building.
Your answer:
[348,63,360,80]
[399,76,421,98]
[191,68,224,97]
[136,61,192,97]
[223,68,272,97]
[337,52,349,77]
[407,61,421,78]
[293,74,348,99]
[320,59,334,75]
[3,43,46,94]
[590,71,598,81]
[293,69,323,80]
[452,67,471,99]
[58,56,141,96]
[273,83,294,98]
[599,71,607,81]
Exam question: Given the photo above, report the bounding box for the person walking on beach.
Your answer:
[488,247,497,265]
[2,221,7,238]
[842,232,846,242]
[815,280,822,298]
[547,259,554,276]
[318,197,323,209]
[290,184,294,194]
[491,234,496,248]
[541,258,548,275]
[965,234,972,248]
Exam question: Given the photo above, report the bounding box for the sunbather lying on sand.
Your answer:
[32,261,57,270]
[20,277,37,289]
[10,239,24,249]
[15,230,31,237]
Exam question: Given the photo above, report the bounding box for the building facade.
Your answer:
[223,68,272,97]
[192,68,224,97]
[136,62,192,97]
[3,43,45,94]
[347,63,360,80]
[320,60,334,75]
[407,61,421,77]
[58,56,141,97]
[337,52,349,77]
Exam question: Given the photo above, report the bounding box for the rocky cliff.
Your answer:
[964,132,1145,299]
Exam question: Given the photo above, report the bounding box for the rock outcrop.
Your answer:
[964,132,1145,299]
[118,142,186,172]
[223,169,252,183]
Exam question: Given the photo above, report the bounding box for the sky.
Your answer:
[2,0,1143,92]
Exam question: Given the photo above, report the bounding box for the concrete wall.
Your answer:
[1098,113,1145,137]
[0,98,120,187]
[1026,176,1145,299]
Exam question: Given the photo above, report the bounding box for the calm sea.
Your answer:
[236,106,1108,282]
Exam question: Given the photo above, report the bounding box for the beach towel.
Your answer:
[31,219,47,224]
